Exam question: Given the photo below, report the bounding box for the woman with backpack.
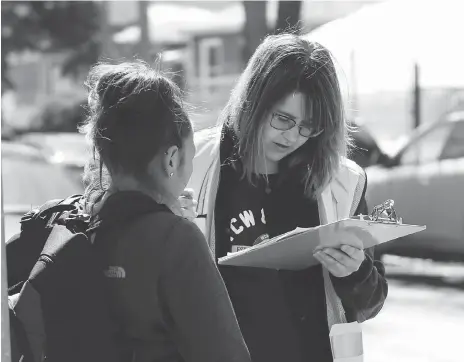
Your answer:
[187,33,389,362]
[81,61,251,362]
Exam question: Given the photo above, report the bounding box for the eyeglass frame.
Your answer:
[270,112,324,138]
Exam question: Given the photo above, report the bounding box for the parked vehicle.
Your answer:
[349,121,393,168]
[2,141,83,241]
[366,111,464,260]
[17,132,88,185]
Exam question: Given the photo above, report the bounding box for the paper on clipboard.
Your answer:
[218,218,426,271]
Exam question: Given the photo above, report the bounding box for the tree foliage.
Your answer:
[1,1,101,92]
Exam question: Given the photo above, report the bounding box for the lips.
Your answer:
[274,142,290,150]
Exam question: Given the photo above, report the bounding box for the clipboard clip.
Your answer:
[367,199,402,224]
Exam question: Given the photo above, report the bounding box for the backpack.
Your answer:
[6,193,164,362]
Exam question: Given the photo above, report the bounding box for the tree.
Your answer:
[275,1,302,34]
[241,1,303,65]
[1,1,101,93]
[242,1,268,63]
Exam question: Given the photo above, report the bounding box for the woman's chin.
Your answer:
[267,150,289,162]
[261,155,283,172]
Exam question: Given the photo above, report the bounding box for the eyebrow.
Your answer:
[275,109,296,119]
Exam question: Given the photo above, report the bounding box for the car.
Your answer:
[366,111,464,260]
[1,141,84,242]
[349,121,393,169]
[16,132,89,185]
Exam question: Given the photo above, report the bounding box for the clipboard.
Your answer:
[218,217,426,271]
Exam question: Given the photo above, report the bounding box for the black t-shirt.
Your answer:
[216,163,319,253]
[215,163,333,362]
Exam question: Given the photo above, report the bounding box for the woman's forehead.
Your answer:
[274,92,313,122]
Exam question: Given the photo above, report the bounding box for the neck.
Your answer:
[256,158,279,175]
[109,174,177,210]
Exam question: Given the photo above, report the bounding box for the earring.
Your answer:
[169,172,174,177]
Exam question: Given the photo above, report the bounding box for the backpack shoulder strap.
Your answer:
[7,195,86,291]
[9,300,35,362]
[9,279,46,362]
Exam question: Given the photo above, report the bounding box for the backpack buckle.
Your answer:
[20,208,41,224]
[66,212,91,223]
[64,212,91,233]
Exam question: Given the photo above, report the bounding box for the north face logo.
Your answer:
[104,266,126,279]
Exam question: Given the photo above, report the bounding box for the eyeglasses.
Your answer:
[270,112,323,138]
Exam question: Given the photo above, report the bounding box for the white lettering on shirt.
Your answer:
[228,209,267,245]
[239,210,255,228]
[230,218,244,234]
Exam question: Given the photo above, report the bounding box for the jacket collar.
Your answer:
[195,128,356,223]
[319,162,358,223]
[89,191,171,232]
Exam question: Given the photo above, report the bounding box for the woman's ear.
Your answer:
[163,145,180,177]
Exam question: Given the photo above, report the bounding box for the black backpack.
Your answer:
[6,193,164,362]
[6,194,119,362]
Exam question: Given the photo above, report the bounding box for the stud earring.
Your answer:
[169,172,174,177]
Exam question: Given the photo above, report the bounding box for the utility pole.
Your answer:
[350,49,358,121]
[137,0,151,62]
[100,1,116,59]
[413,62,421,129]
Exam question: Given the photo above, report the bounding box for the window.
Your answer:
[198,38,224,79]
[401,123,453,165]
[440,119,464,160]
[208,46,221,77]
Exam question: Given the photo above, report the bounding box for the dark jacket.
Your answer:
[330,192,388,323]
[92,191,251,362]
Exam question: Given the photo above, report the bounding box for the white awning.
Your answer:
[304,0,464,92]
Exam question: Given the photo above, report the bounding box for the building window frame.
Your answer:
[198,37,224,80]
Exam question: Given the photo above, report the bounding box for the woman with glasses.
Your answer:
[188,33,388,362]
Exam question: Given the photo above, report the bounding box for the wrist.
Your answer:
[331,253,373,288]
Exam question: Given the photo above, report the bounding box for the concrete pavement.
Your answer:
[362,258,464,362]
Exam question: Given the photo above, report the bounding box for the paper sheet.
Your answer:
[218,218,426,270]
[330,322,363,362]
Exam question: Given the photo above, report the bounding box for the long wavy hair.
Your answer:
[218,33,352,198]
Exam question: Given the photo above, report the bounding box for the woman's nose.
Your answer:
[282,126,299,143]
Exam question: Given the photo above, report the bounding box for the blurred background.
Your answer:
[1,0,463,360]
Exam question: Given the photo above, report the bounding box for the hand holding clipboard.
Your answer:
[218,200,426,271]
